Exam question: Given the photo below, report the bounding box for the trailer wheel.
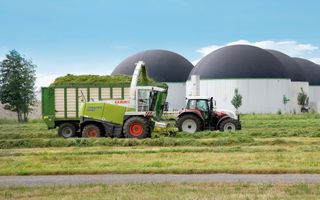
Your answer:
[123,117,150,139]
[58,123,77,138]
[219,118,241,132]
[177,114,203,133]
[82,124,101,138]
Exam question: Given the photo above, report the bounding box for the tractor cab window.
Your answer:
[138,89,151,111]
[187,99,197,109]
[197,100,209,112]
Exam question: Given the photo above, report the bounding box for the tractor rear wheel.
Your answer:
[82,124,101,137]
[219,118,241,132]
[123,116,150,139]
[177,114,203,133]
[58,123,77,138]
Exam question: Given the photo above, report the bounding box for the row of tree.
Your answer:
[0,50,37,122]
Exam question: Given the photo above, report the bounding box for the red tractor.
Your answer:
[177,96,241,133]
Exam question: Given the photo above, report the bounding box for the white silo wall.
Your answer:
[186,79,292,113]
[165,82,187,111]
[290,82,309,113]
[309,86,320,112]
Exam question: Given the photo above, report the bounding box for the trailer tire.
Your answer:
[82,124,101,138]
[177,114,203,133]
[123,116,150,139]
[219,118,241,132]
[58,123,77,138]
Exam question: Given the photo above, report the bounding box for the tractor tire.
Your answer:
[123,116,150,139]
[58,123,77,138]
[177,114,203,133]
[82,124,101,138]
[219,118,241,132]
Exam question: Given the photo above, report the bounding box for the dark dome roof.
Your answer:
[267,50,307,82]
[190,45,289,79]
[112,49,194,82]
[293,58,320,85]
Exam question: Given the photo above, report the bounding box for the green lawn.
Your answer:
[0,114,320,175]
[1,183,320,200]
[1,139,320,175]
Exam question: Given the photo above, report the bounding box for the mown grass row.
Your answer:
[1,135,320,149]
[0,114,319,149]
[2,141,320,158]
[0,136,256,149]
[1,141,320,175]
[1,123,319,140]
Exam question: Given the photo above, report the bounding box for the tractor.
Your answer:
[78,61,168,138]
[177,96,241,133]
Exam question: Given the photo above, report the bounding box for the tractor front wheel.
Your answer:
[219,118,241,132]
[177,114,203,133]
[123,117,150,139]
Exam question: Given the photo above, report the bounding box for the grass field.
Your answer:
[0,114,320,175]
[1,183,320,200]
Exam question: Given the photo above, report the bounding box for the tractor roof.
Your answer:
[187,96,211,100]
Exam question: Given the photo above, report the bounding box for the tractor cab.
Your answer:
[185,96,214,120]
[177,96,241,133]
[133,84,168,119]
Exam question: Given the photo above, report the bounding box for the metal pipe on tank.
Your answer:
[191,75,200,96]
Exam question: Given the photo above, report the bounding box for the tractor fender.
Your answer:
[177,110,205,129]
[177,109,204,121]
[216,116,231,129]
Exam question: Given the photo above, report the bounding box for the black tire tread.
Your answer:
[58,123,77,138]
[82,124,101,137]
[219,118,241,131]
[123,116,150,139]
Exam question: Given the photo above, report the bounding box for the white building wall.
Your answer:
[309,86,320,112]
[290,82,309,113]
[186,79,292,113]
[166,82,186,111]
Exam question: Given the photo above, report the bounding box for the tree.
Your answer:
[0,50,37,122]
[297,87,309,112]
[231,88,242,113]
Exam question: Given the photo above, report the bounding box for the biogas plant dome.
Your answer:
[293,58,320,86]
[187,45,293,114]
[267,50,307,82]
[190,45,289,79]
[112,49,194,82]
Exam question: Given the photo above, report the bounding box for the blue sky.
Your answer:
[1,0,320,88]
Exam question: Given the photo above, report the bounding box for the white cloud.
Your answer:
[191,59,201,66]
[196,45,222,56]
[194,40,319,65]
[310,58,320,65]
[35,74,59,90]
[34,67,114,91]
